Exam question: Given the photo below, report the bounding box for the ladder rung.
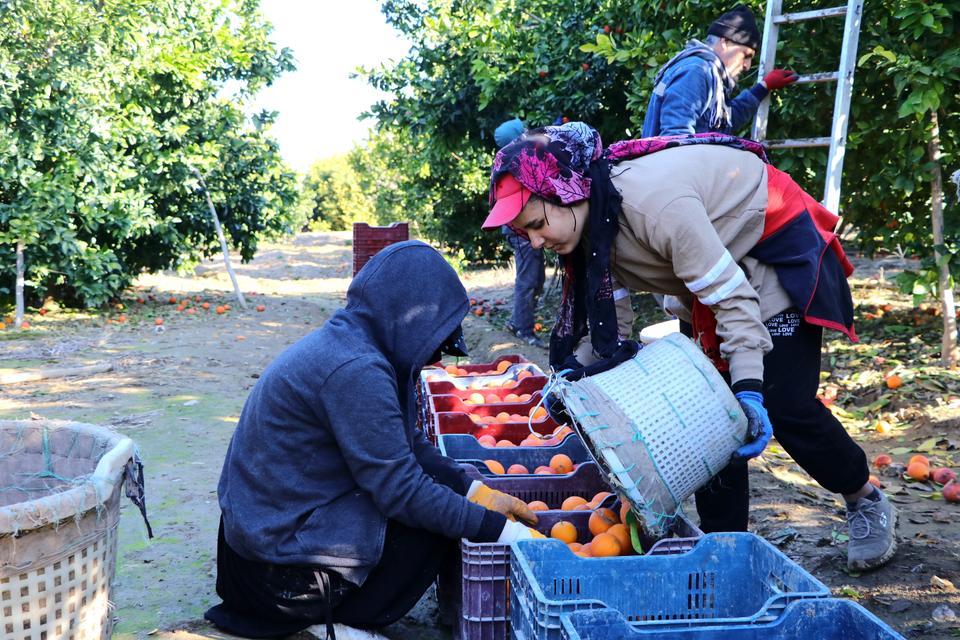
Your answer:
[795,71,840,84]
[773,6,848,24]
[765,137,831,149]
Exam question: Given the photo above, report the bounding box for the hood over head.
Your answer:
[346,240,469,380]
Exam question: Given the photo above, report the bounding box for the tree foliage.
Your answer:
[0,0,299,307]
[302,154,375,231]
[365,0,958,271]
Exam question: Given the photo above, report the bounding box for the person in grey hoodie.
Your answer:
[205,241,540,639]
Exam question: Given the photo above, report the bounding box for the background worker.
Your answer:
[483,122,897,572]
[642,4,798,138]
[494,117,547,348]
[206,241,541,639]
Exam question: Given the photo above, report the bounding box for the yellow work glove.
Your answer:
[498,519,547,543]
[467,482,539,526]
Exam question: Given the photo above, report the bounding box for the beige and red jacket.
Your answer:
[610,144,793,384]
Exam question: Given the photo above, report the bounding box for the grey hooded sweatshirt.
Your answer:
[217,241,502,585]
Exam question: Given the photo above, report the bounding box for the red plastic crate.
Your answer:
[352,222,409,275]
[419,375,548,432]
[429,411,560,444]
[428,394,545,418]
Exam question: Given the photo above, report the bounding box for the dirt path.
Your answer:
[0,232,957,639]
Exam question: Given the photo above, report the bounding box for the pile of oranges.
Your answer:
[483,452,578,476]
[873,452,960,502]
[475,425,574,448]
[545,496,636,558]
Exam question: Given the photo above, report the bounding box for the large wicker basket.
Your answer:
[554,333,748,540]
[0,419,136,640]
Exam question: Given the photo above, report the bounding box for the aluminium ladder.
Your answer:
[751,0,864,214]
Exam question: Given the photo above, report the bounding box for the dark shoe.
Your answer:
[516,331,546,348]
[846,490,897,571]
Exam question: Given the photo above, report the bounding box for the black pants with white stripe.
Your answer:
[694,310,870,533]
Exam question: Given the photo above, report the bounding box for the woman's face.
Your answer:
[511,198,589,255]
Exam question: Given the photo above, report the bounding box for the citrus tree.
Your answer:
[0,0,298,308]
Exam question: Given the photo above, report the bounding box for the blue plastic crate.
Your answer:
[558,598,906,639]
[438,434,591,476]
[510,533,830,640]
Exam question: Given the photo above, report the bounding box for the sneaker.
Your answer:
[846,490,898,571]
[505,322,546,348]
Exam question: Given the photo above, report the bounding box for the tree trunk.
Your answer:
[189,168,247,310]
[928,111,958,367]
[14,240,25,328]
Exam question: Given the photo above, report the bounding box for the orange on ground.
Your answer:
[168,297,178,304]
[550,454,574,475]
[20,321,30,329]
[885,374,903,389]
[943,482,960,503]
[507,464,529,475]
[550,521,578,544]
[909,454,930,467]
[496,439,516,448]
[528,501,549,512]
[873,454,892,468]
[605,524,631,555]
[590,532,621,557]
[588,508,619,536]
[483,460,505,475]
[561,496,588,511]
[154,318,164,326]
[906,461,930,481]
[201,302,210,310]
[868,475,882,488]
[215,306,226,314]
[931,468,957,485]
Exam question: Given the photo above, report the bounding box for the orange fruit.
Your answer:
[469,414,483,425]
[591,532,621,557]
[619,500,633,524]
[186,308,196,315]
[519,393,532,402]
[495,412,511,423]
[589,491,613,508]
[553,426,574,440]
[606,524,632,555]
[577,543,593,557]
[885,374,903,389]
[507,464,530,475]
[550,454,574,475]
[529,406,548,420]
[517,370,533,380]
[477,434,497,446]
[0,322,6,330]
[496,439,515,447]
[906,461,930,481]
[496,360,511,373]
[561,496,588,511]
[154,318,164,326]
[873,454,892,468]
[117,314,127,323]
[444,364,459,375]
[504,393,521,403]
[534,466,553,475]
[567,542,582,552]
[168,296,177,304]
[943,481,960,503]
[550,521,578,544]
[589,508,619,536]
[20,321,30,329]
[466,392,485,404]
[528,501,549,512]
[224,304,231,311]
[201,302,210,310]
[502,380,518,389]
[909,454,930,467]
[215,306,226,314]
[486,393,503,403]
[868,474,882,488]
[484,460,505,475]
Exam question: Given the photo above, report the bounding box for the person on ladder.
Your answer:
[642,5,798,138]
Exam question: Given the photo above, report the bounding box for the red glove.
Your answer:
[763,69,799,91]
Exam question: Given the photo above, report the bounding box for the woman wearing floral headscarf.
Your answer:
[483,122,897,572]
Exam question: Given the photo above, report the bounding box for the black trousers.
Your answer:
[694,310,870,532]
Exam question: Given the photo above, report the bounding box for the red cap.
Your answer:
[483,174,532,229]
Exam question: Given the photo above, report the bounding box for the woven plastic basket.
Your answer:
[554,333,748,539]
[0,419,137,640]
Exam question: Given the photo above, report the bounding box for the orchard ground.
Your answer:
[1,231,959,639]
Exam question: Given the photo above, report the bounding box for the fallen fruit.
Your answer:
[215,306,226,314]
[931,468,957,485]
[154,318,164,326]
[201,302,210,310]
[38,308,48,316]
[168,296,178,304]
[906,461,930,481]
[885,374,903,389]
[256,305,266,312]
[873,454,892,468]
[909,454,930,467]
[20,321,30,329]
[868,474,882,488]
[943,482,960,503]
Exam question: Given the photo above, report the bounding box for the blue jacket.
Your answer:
[217,241,499,585]
[642,43,768,138]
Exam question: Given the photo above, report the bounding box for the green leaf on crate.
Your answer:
[888,447,913,455]
[626,513,645,554]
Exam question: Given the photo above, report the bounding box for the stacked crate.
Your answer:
[419,356,702,640]
[352,222,409,275]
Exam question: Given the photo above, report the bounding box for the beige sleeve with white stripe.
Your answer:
[643,196,772,383]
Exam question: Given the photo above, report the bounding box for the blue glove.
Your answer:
[733,390,773,460]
